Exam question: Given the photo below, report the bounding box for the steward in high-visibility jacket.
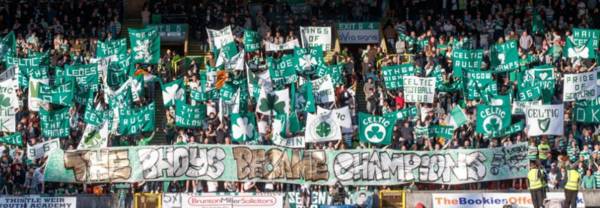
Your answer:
[564,165,581,208]
[528,162,546,208]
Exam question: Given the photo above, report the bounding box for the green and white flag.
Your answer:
[518,65,555,102]
[305,111,342,143]
[106,57,131,88]
[161,79,184,106]
[403,76,436,103]
[207,26,234,52]
[311,75,335,104]
[572,28,600,49]
[77,122,109,149]
[215,41,239,66]
[104,79,132,110]
[573,103,600,123]
[564,37,596,59]
[118,102,155,135]
[65,63,99,92]
[452,49,483,78]
[230,112,257,142]
[484,120,524,139]
[265,39,300,52]
[0,79,18,132]
[256,88,290,115]
[26,139,59,160]
[429,125,454,139]
[268,55,298,86]
[243,30,260,52]
[39,81,74,106]
[490,40,519,72]
[27,79,46,112]
[517,86,543,102]
[302,81,316,113]
[219,83,237,102]
[175,100,206,128]
[464,70,497,100]
[475,104,511,135]
[447,105,468,129]
[383,106,418,121]
[316,64,343,86]
[0,133,22,146]
[563,70,598,101]
[129,27,161,64]
[524,104,564,136]
[358,112,395,145]
[294,46,324,72]
[316,106,353,130]
[131,75,144,102]
[83,103,105,126]
[96,38,127,58]
[0,32,16,60]
[40,107,70,138]
[382,64,416,89]
[6,54,47,88]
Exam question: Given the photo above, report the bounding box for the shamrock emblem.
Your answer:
[258,93,286,114]
[0,94,11,108]
[315,121,332,137]
[232,117,254,141]
[364,123,386,143]
[134,39,152,62]
[483,116,502,133]
[163,83,182,105]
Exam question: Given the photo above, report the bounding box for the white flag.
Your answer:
[305,112,341,143]
[525,104,564,136]
[563,70,598,101]
[256,88,290,115]
[317,106,352,129]
[311,75,336,104]
[300,26,332,51]
[207,26,234,51]
[27,139,60,160]
[0,78,18,132]
[77,121,109,149]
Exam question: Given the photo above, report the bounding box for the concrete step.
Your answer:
[355,81,367,113]
[150,83,168,145]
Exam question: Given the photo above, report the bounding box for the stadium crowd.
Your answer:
[0,0,599,204]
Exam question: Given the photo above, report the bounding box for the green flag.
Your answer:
[358,112,395,145]
[452,49,483,78]
[490,40,519,72]
[161,79,184,106]
[429,125,454,139]
[175,100,206,128]
[39,81,74,106]
[40,107,71,138]
[0,133,22,146]
[268,55,298,87]
[118,102,155,135]
[6,54,47,88]
[230,112,257,142]
[0,32,16,61]
[65,63,99,92]
[294,46,324,73]
[484,121,524,139]
[517,85,542,101]
[475,104,511,135]
[128,27,161,64]
[464,70,497,100]
[316,63,343,86]
[383,106,418,121]
[382,64,416,89]
[448,105,468,129]
[531,11,545,34]
[83,103,105,126]
[106,56,132,88]
[302,81,316,113]
[96,38,127,58]
[564,37,596,59]
[572,28,600,49]
[243,30,260,52]
[573,101,600,123]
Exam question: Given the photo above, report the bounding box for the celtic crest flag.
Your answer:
[564,37,596,59]
[96,38,127,58]
[305,111,342,142]
[0,32,16,60]
[175,100,206,128]
[118,102,155,135]
[39,81,74,106]
[524,104,564,136]
[40,107,71,138]
[0,133,22,146]
[490,40,519,72]
[128,27,160,64]
[243,30,260,52]
[230,112,257,142]
[161,79,184,106]
[358,112,395,145]
[475,104,511,135]
[294,46,324,73]
[77,122,109,149]
[0,79,18,132]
